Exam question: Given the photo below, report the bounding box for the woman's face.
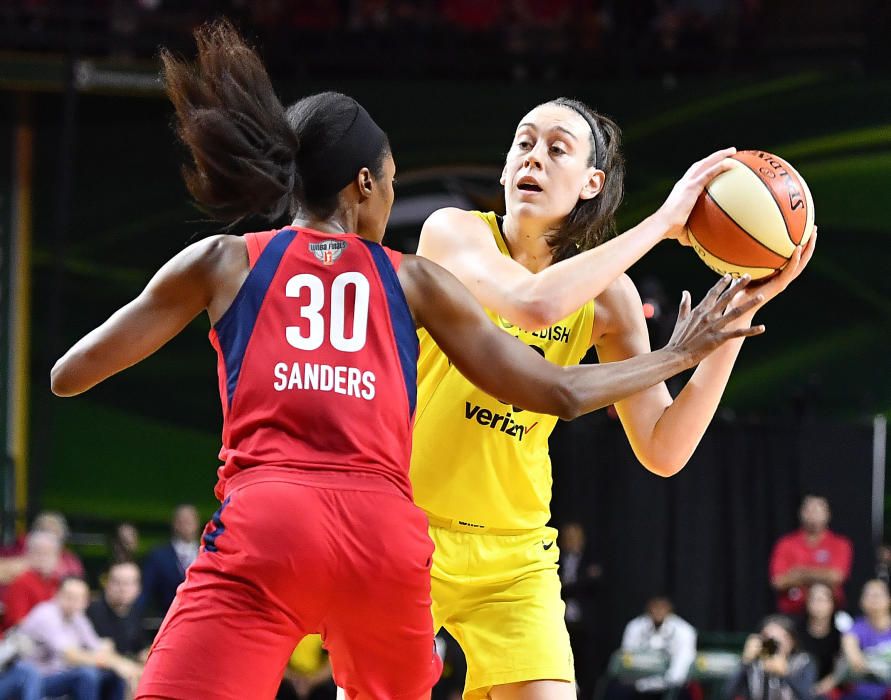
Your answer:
[357,152,396,243]
[117,524,138,551]
[807,584,835,620]
[501,103,604,231]
[861,581,891,616]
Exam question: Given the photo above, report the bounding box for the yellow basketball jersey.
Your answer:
[410,211,595,531]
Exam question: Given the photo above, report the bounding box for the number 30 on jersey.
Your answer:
[285,272,370,352]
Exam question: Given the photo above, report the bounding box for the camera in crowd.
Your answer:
[759,635,781,658]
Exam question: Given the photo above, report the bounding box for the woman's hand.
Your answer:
[742,634,764,663]
[848,651,869,675]
[763,654,790,677]
[728,228,817,319]
[665,274,766,366]
[843,632,869,676]
[814,676,837,696]
[655,147,737,245]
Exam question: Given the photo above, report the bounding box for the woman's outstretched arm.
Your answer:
[593,233,816,476]
[51,235,246,396]
[398,254,763,420]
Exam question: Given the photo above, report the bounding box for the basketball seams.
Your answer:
[700,190,789,263]
[731,156,796,246]
[687,229,776,280]
[689,150,811,278]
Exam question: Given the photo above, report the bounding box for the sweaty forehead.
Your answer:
[517,104,590,139]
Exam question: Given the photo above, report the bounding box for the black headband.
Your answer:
[297,101,388,199]
[560,102,606,171]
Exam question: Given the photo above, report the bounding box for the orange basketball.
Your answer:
[685,150,815,279]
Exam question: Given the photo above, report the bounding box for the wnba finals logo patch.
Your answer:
[309,240,347,265]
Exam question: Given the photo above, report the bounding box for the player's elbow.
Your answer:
[639,453,691,478]
[514,294,563,331]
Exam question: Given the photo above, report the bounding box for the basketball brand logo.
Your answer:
[309,240,347,265]
[753,151,805,212]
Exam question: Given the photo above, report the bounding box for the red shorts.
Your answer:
[136,467,441,700]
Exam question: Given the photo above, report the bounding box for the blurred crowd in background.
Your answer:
[1,495,890,699]
[0,507,340,699]
[559,495,891,700]
[2,0,890,81]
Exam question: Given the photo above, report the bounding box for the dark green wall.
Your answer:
[8,70,889,523]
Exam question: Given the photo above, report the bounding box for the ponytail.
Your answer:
[161,20,299,225]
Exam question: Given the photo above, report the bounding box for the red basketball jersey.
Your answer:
[209,226,418,499]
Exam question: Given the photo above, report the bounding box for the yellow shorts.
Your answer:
[429,524,574,699]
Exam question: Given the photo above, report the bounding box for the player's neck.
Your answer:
[291,205,361,238]
[501,214,555,273]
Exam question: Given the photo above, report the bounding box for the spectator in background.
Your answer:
[19,577,140,700]
[87,563,147,660]
[505,0,575,80]
[558,521,602,699]
[30,513,84,579]
[140,504,200,616]
[108,523,139,565]
[440,0,504,31]
[724,614,816,700]
[796,582,843,698]
[616,596,697,698]
[0,556,28,589]
[840,579,891,700]
[2,532,61,630]
[0,629,41,700]
[289,0,342,30]
[770,495,853,616]
[0,511,84,586]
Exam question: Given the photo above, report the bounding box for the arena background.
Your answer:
[0,0,890,679]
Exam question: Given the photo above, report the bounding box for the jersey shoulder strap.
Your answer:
[469,211,510,257]
[383,247,403,271]
[244,230,280,269]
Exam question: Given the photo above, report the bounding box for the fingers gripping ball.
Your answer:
[685,151,815,279]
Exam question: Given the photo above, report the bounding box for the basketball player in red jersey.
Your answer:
[50,22,765,700]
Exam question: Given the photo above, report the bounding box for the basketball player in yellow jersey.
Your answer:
[410,98,816,700]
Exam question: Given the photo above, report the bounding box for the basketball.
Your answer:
[685,150,815,279]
